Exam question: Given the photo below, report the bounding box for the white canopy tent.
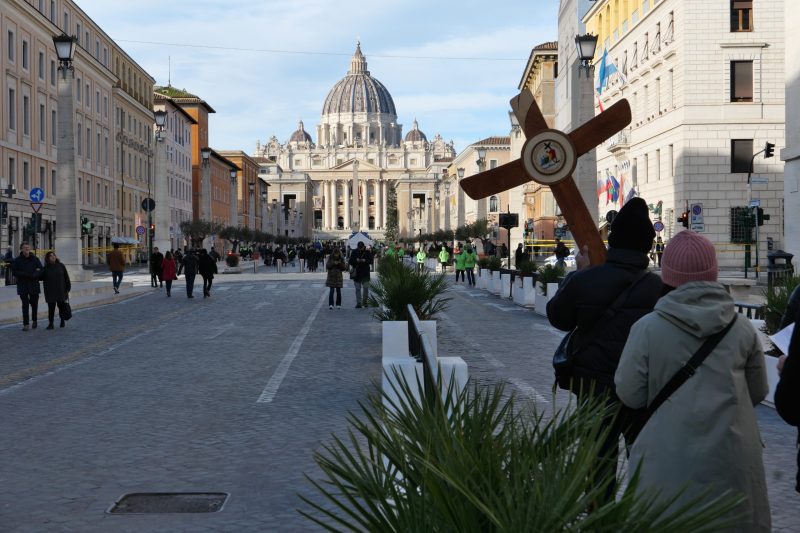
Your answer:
[347,231,374,250]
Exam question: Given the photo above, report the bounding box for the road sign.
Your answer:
[653,220,665,232]
[751,177,769,185]
[30,202,43,213]
[749,199,760,207]
[691,223,705,232]
[141,198,156,212]
[690,203,704,224]
[29,187,45,203]
[136,225,146,235]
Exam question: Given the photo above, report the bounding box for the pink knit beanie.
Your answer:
[661,231,718,288]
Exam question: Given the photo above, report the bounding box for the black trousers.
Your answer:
[165,280,173,294]
[20,293,39,325]
[185,273,196,296]
[202,276,213,294]
[456,269,465,281]
[466,268,475,286]
[328,287,341,306]
[47,300,68,323]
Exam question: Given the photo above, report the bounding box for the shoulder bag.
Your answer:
[625,314,738,443]
[553,270,650,390]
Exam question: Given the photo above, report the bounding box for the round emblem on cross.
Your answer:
[521,130,577,185]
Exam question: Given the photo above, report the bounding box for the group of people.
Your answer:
[545,197,797,530]
[9,242,71,330]
[108,244,218,299]
[324,241,373,309]
[412,243,478,285]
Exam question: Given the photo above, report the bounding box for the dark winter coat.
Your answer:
[150,251,164,274]
[326,255,348,288]
[11,253,43,296]
[198,253,217,278]
[775,306,800,493]
[182,253,198,276]
[546,247,663,395]
[41,261,71,303]
[161,258,177,281]
[348,248,372,282]
[778,285,800,331]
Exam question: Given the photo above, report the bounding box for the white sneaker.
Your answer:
[336,305,341,309]
[329,305,334,309]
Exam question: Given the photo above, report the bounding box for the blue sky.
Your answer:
[78,0,558,154]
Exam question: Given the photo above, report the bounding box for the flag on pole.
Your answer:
[595,48,627,96]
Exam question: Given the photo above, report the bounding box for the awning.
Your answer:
[111,236,140,245]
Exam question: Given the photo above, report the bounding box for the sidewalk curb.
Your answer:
[0,288,151,325]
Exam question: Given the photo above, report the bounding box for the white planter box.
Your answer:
[479,268,489,290]
[382,321,409,359]
[514,276,536,307]
[534,282,558,316]
[501,273,512,299]
[763,355,780,406]
[512,276,525,306]
[489,272,501,294]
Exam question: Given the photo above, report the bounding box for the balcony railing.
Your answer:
[607,129,631,153]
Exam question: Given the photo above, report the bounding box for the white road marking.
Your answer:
[485,303,525,312]
[208,322,235,339]
[240,285,255,291]
[257,290,327,404]
[287,283,300,289]
[508,376,550,404]
[216,286,231,291]
[254,301,270,310]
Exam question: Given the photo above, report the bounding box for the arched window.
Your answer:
[489,196,499,212]
[337,216,344,229]
[369,216,375,230]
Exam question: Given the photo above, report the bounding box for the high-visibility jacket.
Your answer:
[438,249,450,263]
[416,251,426,263]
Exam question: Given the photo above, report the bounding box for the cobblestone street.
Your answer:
[0,274,797,531]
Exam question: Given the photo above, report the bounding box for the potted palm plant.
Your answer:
[535,263,565,316]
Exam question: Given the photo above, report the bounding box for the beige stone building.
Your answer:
[584,0,785,270]
[253,44,455,241]
[218,150,264,231]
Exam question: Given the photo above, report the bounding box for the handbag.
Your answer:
[61,299,73,321]
[349,265,357,279]
[553,270,650,390]
[625,314,738,443]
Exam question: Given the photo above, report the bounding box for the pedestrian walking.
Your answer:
[326,247,347,309]
[161,252,178,297]
[298,246,306,272]
[198,248,217,298]
[514,242,525,268]
[615,230,771,531]
[349,241,372,308]
[150,247,164,288]
[11,242,43,331]
[174,248,184,276]
[554,238,570,269]
[306,246,318,272]
[438,245,450,273]
[182,249,199,298]
[546,197,663,502]
[209,246,221,262]
[654,236,664,267]
[3,247,13,285]
[41,251,71,329]
[454,245,466,283]
[415,248,426,273]
[107,242,126,294]
[463,244,477,286]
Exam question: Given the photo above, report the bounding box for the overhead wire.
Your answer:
[114,39,527,62]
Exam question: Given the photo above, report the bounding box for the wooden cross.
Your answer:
[460,91,631,265]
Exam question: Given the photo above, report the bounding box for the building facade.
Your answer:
[217,150,264,232]
[253,43,456,241]
[783,1,800,263]
[153,93,194,250]
[584,0,785,269]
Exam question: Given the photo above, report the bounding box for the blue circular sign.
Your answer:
[29,187,45,203]
[136,225,146,235]
[653,221,665,232]
[691,204,702,216]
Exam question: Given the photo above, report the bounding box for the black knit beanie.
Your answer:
[608,197,655,253]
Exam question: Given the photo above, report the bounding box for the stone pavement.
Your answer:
[0,272,797,531]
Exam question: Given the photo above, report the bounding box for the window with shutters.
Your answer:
[731,1,752,32]
[731,139,753,173]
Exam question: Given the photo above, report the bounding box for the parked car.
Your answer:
[543,248,577,268]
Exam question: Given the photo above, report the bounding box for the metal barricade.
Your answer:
[734,302,765,320]
[407,304,439,410]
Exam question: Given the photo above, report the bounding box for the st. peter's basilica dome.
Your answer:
[321,43,396,117]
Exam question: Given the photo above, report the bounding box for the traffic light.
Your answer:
[677,211,689,228]
[149,223,155,238]
[756,207,770,226]
[80,216,94,235]
[32,213,42,232]
[764,142,775,159]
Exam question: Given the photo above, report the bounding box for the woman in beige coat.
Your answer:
[615,231,770,532]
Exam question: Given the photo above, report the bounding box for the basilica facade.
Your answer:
[253,44,455,241]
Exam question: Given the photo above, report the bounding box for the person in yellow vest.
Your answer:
[415,248,426,273]
[438,245,450,273]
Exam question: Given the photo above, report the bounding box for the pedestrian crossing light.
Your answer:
[677,211,689,228]
[149,223,155,238]
[764,142,775,159]
[756,207,770,226]
[80,216,94,235]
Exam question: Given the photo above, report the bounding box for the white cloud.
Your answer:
[77,0,557,154]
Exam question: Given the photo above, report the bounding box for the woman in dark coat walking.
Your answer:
[161,251,178,297]
[326,247,347,309]
[11,242,43,330]
[41,251,71,329]
[198,249,217,298]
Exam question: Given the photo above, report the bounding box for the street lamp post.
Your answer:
[230,168,238,228]
[260,190,267,232]
[200,147,212,249]
[575,33,599,78]
[153,109,170,253]
[475,148,487,219]
[248,182,255,229]
[52,34,90,279]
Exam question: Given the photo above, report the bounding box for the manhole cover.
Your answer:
[108,492,228,514]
